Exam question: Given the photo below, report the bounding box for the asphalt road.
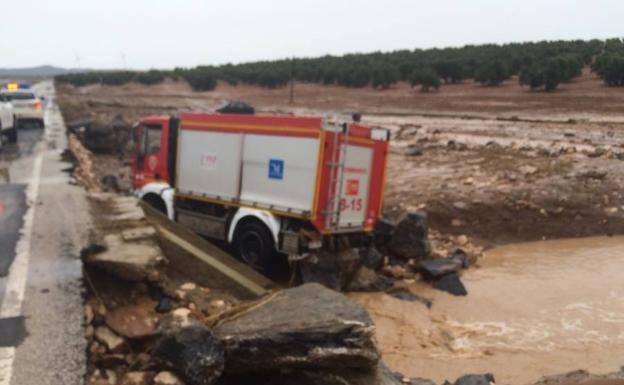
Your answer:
[0,185,26,276]
[0,123,43,278]
[0,82,87,385]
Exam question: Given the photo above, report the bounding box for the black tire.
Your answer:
[233,221,275,270]
[142,194,167,215]
[6,127,17,143]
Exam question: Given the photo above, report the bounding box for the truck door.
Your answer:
[133,122,166,187]
[337,144,373,229]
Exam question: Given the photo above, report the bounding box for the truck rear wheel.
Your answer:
[233,221,275,270]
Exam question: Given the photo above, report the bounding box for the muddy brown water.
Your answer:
[351,236,624,385]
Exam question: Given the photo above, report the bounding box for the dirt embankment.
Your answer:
[55,72,624,247]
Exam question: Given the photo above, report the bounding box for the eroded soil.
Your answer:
[56,73,624,384]
[56,71,624,246]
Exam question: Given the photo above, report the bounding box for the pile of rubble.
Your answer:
[348,211,480,298]
[82,194,415,385]
[66,115,135,193]
[81,193,620,385]
[85,280,403,385]
[67,115,132,155]
[73,158,484,385]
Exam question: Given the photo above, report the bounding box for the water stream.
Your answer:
[351,236,624,385]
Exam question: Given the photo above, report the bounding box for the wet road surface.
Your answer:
[0,185,26,276]
[0,126,43,277]
[0,82,88,385]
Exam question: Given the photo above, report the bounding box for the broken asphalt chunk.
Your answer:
[214,283,380,373]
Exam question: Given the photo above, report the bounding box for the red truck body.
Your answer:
[133,113,389,234]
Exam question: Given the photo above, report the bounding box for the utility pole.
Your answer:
[120,52,128,70]
[289,57,295,105]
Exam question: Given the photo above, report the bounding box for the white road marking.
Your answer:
[0,104,48,385]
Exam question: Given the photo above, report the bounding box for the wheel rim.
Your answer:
[239,231,265,266]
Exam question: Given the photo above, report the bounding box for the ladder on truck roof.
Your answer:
[323,118,350,231]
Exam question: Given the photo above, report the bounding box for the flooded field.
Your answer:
[351,236,624,385]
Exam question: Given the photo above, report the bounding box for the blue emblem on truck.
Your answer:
[268,159,284,180]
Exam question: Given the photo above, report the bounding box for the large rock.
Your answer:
[82,234,166,281]
[221,362,402,385]
[454,374,495,385]
[419,256,463,280]
[347,267,394,292]
[410,378,438,385]
[388,289,432,308]
[432,273,468,296]
[118,371,152,385]
[77,115,130,154]
[388,212,431,260]
[105,300,159,339]
[532,370,593,385]
[214,283,379,373]
[216,101,255,114]
[361,247,385,271]
[94,326,125,352]
[373,218,396,248]
[532,368,624,385]
[153,371,185,385]
[299,248,362,291]
[152,317,225,385]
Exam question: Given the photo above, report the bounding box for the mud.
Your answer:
[372,112,624,245]
[55,75,624,245]
[351,236,624,385]
[54,76,624,385]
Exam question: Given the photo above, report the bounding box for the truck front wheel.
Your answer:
[141,193,168,216]
[233,221,275,270]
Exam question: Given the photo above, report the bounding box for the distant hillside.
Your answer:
[0,65,86,78]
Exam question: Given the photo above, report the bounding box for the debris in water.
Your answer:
[432,273,468,296]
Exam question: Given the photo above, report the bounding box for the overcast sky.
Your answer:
[0,0,622,69]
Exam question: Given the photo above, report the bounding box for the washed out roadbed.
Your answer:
[80,193,410,385]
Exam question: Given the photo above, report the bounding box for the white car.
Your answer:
[0,93,16,144]
[0,90,44,128]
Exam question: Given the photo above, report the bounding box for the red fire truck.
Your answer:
[132,112,389,270]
